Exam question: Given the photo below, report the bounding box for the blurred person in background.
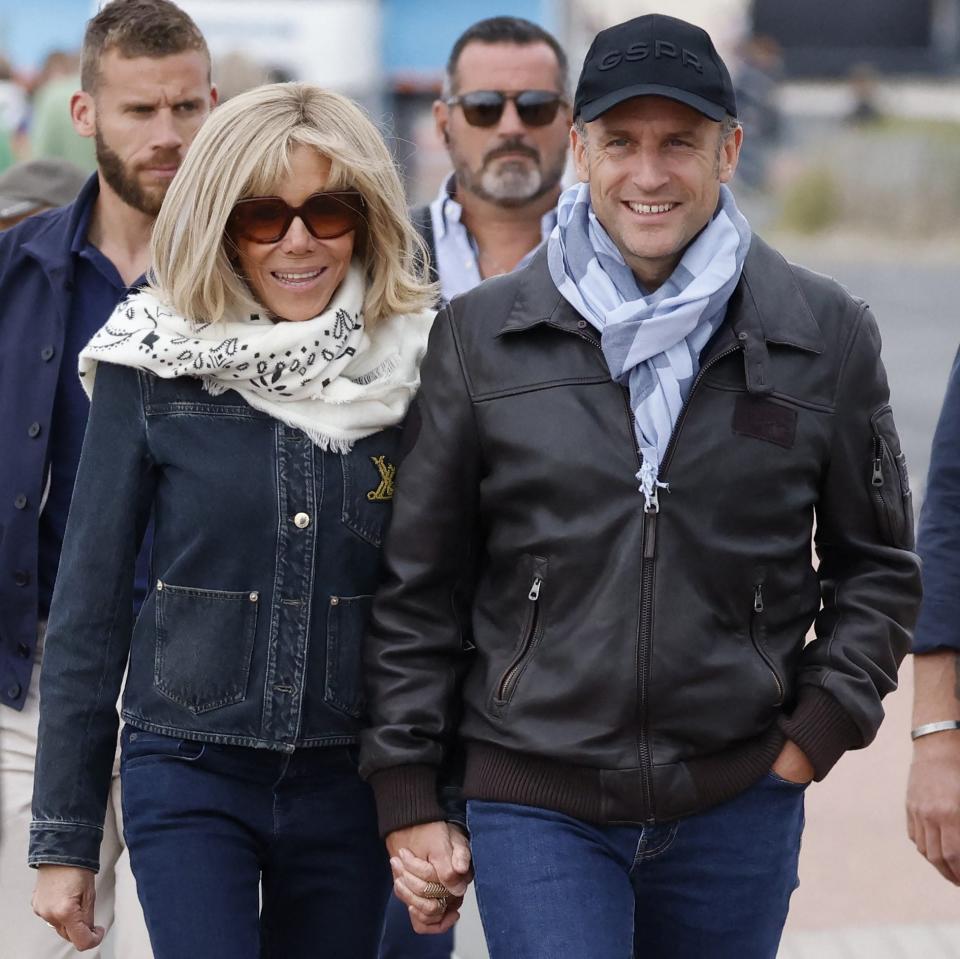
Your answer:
[368,14,920,958]
[213,51,271,102]
[410,16,571,306]
[0,157,87,230]
[0,54,26,170]
[731,34,782,192]
[906,346,960,884]
[0,0,216,955]
[29,51,97,172]
[383,19,571,959]
[30,80,434,958]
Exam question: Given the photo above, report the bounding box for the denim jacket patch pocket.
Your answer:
[325,594,373,718]
[341,449,396,547]
[153,580,259,714]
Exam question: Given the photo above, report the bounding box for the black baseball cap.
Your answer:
[574,14,737,123]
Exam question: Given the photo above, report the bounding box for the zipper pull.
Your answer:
[528,576,542,601]
[872,437,884,487]
[753,584,764,613]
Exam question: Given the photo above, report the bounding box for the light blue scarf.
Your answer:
[547,183,752,510]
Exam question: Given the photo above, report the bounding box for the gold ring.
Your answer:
[422,881,448,899]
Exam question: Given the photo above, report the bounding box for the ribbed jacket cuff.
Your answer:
[369,764,445,838]
[777,685,863,780]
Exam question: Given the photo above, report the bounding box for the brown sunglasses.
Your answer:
[227,190,366,244]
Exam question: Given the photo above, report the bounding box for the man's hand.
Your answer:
[907,731,960,885]
[386,821,473,935]
[32,864,104,951]
[771,738,815,785]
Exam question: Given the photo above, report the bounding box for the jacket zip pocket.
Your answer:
[496,572,544,703]
[750,583,784,707]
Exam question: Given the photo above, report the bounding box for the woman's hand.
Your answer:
[32,864,104,951]
[386,821,473,934]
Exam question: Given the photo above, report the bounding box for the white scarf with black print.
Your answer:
[78,263,434,451]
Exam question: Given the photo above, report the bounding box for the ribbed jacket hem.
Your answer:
[463,725,788,826]
[777,685,862,780]
[369,764,445,838]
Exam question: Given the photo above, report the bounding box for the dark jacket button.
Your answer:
[14,570,30,587]
[14,494,27,509]
[6,684,21,699]
[28,422,41,438]
[40,345,55,361]
[17,643,30,658]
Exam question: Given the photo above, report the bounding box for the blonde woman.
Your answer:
[29,83,435,958]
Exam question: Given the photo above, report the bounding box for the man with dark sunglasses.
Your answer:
[410,16,571,305]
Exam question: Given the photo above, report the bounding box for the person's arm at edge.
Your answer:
[30,363,156,949]
[907,345,960,883]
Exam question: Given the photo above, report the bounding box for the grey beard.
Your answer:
[477,161,545,207]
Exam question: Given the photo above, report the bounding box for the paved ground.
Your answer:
[451,241,960,958]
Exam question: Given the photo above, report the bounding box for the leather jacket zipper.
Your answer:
[552,327,744,822]
[750,583,784,705]
[497,574,543,701]
[558,323,658,820]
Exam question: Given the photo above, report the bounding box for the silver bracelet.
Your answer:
[911,720,960,740]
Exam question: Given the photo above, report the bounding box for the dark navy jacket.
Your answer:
[30,362,401,869]
[914,346,960,653]
[0,176,100,711]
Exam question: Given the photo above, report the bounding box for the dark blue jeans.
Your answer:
[467,772,806,959]
[120,726,391,959]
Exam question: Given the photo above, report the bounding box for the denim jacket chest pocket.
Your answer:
[340,430,402,548]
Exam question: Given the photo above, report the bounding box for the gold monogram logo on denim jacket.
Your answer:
[367,455,395,502]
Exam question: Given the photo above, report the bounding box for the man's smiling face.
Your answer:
[572,95,741,290]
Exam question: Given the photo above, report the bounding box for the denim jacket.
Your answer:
[30,362,400,870]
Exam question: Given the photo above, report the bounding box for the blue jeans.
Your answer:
[120,726,391,959]
[467,772,806,959]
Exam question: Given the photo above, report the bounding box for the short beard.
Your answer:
[454,138,566,209]
[95,128,167,217]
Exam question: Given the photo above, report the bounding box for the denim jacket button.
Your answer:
[330,596,340,606]
[249,592,259,602]
[293,512,310,529]
[17,643,30,658]
[14,494,27,509]
[14,570,29,587]
[6,684,21,700]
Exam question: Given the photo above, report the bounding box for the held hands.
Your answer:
[32,864,105,951]
[771,738,815,785]
[907,731,960,884]
[386,821,473,935]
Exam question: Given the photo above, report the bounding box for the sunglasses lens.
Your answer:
[515,92,562,127]
[302,192,365,239]
[228,199,289,243]
[459,92,505,127]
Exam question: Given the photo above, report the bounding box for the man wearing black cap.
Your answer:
[363,14,919,957]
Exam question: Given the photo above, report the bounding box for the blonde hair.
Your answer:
[150,82,435,324]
